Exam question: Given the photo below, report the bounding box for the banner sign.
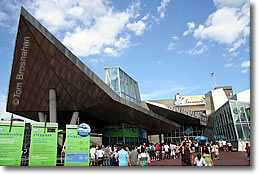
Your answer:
[104,128,139,138]
[29,123,58,166]
[174,95,206,106]
[0,121,25,166]
[64,124,90,166]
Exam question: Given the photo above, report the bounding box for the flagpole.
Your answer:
[210,72,216,88]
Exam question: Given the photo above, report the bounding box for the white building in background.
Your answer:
[211,89,250,151]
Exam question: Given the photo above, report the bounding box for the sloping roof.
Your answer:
[6,7,180,134]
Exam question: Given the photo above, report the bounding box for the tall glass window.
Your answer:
[104,67,142,106]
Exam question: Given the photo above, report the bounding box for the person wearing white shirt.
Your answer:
[194,153,207,166]
[96,146,104,166]
[164,143,170,159]
[90,145,96,166]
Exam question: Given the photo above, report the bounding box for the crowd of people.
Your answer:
[20,136,250,166]
[89,136,247,167]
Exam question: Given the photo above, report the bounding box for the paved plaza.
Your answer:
[149,151,250,166]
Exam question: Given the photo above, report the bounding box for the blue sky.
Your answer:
[0,0,251,119]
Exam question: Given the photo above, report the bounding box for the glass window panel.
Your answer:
[242,124,250,140]
[125,137,130,145]
[118,137,124,144]
[110,137,117,145]
[244,103,250,121]
[125,76,129,95]
[236,124,244,139]
[245,107,250,122]
[238,103,248,122]
[111,68,118,92]
[120,72,124,93]
[230,101,240,123]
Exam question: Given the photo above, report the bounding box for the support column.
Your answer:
[70,111,79,125]
[49,89,57,123]
[160,134,164,143]
[38,112,45,122]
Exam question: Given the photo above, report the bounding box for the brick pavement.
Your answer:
[148,151,250,166]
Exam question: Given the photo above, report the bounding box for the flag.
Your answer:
[210,72,214,77]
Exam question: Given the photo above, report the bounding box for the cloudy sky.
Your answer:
[0,0,252,120]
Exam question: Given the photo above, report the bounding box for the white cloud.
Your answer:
[127,20,146,36]
[0,93,11,120]
[228,38,246,53]
[213,0,247,9]
[0,11,8,21]
[114,35,130,49]
[186,41,208,55]
[241,69,249,73]
[167,42,175,50]
[241,60,250,67]
[87,57,104,64]
[167,35,179,51]
[157,0,170,18]
[172,36,179,41]
[104,47,118,57]
[183,22,195,36]
[192,1,249,55]
[194,6,249,45]
[224,63,233,67]
[22,0,152,59]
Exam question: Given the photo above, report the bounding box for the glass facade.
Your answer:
[102,124,147,145]
[164,125,204,145]
[213,100,250,141]
[104,67,141,106]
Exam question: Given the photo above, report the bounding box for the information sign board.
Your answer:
[64,124,90,166]
[0,121,25,166]
[29,123,58,166]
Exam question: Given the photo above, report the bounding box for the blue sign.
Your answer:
[77,123,91,137]
[66,152,89,163]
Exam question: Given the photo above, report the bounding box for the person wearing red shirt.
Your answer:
[155,143,161,161]
[245,143,250,160]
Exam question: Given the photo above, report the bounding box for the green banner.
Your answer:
[104,128,138,138]
[0,121,25,166]
[64,125,90,166]
[29,123,58,166]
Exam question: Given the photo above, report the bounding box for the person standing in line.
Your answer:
[104,145,111,166]
[150,143,155,161]
[113,147,120,166]
[179,136,189,155]
[202,147,214,166]
[117,146,131,166]
[222,140,227,151]
[214,142,220,160]
[219,140,223,151]
[194,153,207,166]
[180,143,193,166]
[155,143,160,161]
[195,141,199,153]
[90,145,96,166]
[245,143,250,161]
[129,145,138,166]
[164,143,170,159]
[210,144,215,160]
[137,147,150,166]
[170,142,176,159]
[96,146,104,166]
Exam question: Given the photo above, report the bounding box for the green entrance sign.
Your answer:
[0,121,25,166]
[64,124,90,166]
[29,123,58,166]
[104,128,139,138]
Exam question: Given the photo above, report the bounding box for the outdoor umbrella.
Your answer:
[195,136,207,140]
